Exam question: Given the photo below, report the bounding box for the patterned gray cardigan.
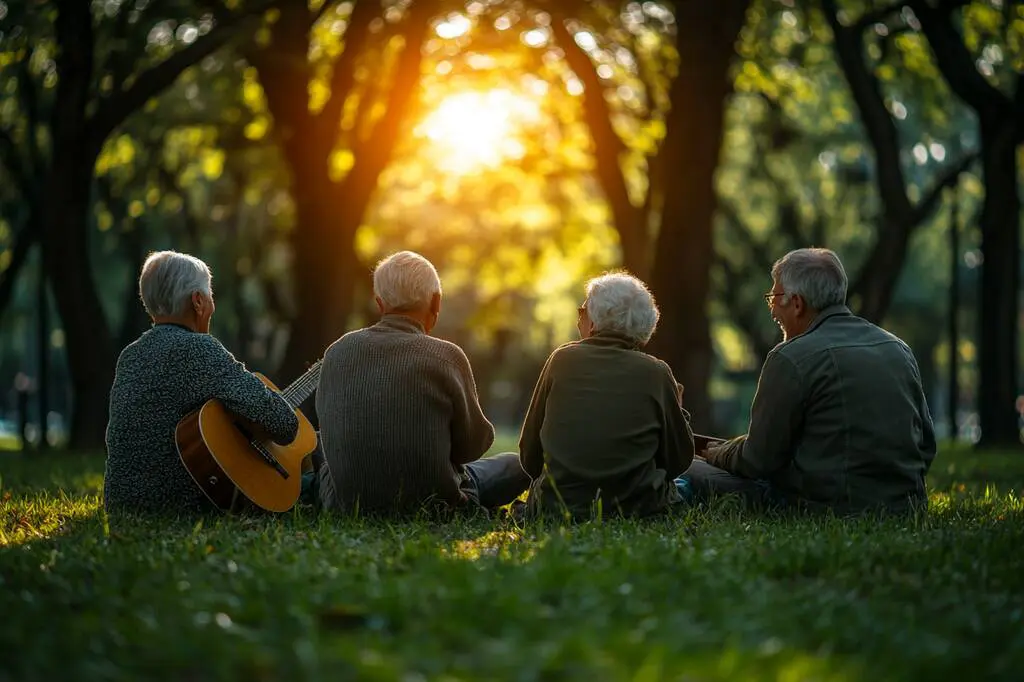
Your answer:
[104,324,298,514]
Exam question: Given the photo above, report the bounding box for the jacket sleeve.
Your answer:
[447,346,496,465]
[518,352,556,480]
[908,351,937,471]
[705,350,802,478]
[196,335,299,445]
[657,366,695,479]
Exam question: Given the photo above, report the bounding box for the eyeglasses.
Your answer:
[763,292,787,305]
[577,304,588,316]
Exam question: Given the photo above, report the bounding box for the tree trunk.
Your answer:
[39,150,117,450]
[255,1,435,383]
[852,216,910,324]
[645,1,747,432]
[119,223,149,349]
[975,118,1020,449]
[278,174,362,381]
[42,0,116,449]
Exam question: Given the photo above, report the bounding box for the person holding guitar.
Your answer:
[314,251,531,516]
[104,251,299,514]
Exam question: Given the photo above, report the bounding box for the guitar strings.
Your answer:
[280,361,323,409]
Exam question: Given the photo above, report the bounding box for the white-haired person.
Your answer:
[314,250,530,516]
[104,251,299,514]
[519,272,695,520]
[692,247,936,514]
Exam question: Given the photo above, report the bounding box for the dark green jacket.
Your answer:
[520,333,695,520]
[706,305,936,513]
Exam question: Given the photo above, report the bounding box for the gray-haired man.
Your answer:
[688,248,937,514]
[314,250,530,516]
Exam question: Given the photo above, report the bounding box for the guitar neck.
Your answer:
[280,360,323,408]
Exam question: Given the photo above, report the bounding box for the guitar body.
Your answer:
[176,373,318,513]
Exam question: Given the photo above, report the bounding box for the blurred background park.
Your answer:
[0,0,1021,452]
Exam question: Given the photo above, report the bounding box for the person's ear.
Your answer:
[429,292,441,316]
[375,296,386,315]
[192,291,203,314]
[793,294,806,316]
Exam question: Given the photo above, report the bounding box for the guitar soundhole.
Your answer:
[209,476,218,486]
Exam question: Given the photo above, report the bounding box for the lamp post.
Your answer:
[36,251,49,451]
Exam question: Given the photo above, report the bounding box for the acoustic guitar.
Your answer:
[175,361,322,513]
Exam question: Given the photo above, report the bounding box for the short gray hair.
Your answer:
[138,250,212,317]
[373,250,442,310]
[584,272,660,345]
[771,248,848,310]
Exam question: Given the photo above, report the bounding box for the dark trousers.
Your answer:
[683,458,779,507]
[461,452,532,509]
[301,447,530,511]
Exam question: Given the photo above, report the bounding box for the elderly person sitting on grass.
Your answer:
[105,250,299,515]
[519,272,695,521]
[314,250,531,517]
[689,247,936,514]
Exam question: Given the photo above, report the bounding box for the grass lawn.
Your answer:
[1,444,1022,682]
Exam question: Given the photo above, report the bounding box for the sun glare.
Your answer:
[416,89,541,175]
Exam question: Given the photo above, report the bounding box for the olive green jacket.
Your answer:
[520,333,694,520]
[706,305,936,513]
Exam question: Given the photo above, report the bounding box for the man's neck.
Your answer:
[791,309,822,338]
[381,309,430,332]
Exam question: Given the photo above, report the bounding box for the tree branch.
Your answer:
[853,1,907,33]
[909,151,978,224]
[909,0,1013,117]
[549,9,643,269]
[90,2,275,149]
[346,0,436,203]
[550,13,628,163]
[824,0,915,224]
[320,0,380,136]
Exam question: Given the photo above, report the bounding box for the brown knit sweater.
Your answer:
[315,315,495,515]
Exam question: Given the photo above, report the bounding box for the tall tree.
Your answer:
[822,0,976,322]
[245,0,438,381]
[910,0,1023,448]
[0,1,274,447]
[550,0,750,429]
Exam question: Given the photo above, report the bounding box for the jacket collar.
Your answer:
[802,304,852,336]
